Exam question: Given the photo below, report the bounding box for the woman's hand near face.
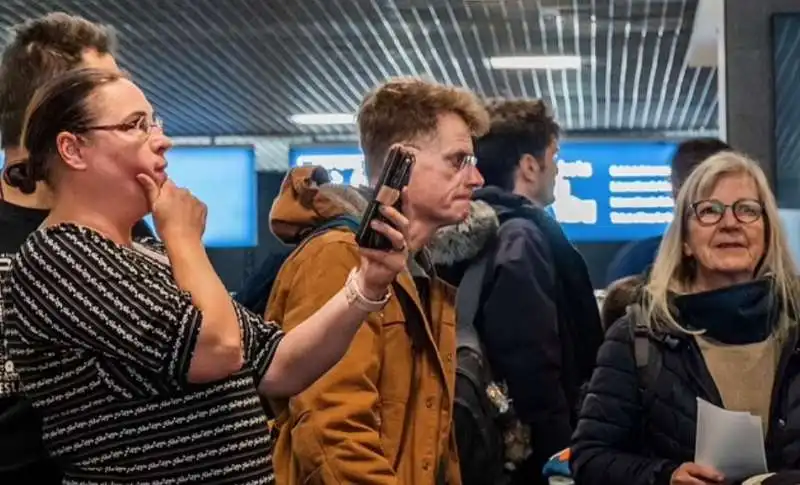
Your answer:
[136,173,244,383]
[137,174,207,244]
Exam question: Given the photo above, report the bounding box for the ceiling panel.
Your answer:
[0,0,717,138]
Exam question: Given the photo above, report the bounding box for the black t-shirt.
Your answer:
[0,200,153,482]
[0,199,154,253]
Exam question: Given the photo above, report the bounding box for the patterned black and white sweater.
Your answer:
[8,223,283,485]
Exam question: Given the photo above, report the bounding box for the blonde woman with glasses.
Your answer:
[571,151,800,485]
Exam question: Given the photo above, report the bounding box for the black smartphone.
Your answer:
[355,147,414,250]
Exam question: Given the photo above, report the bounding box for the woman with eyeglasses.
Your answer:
[571,151,800,485]
[3,67,411,484]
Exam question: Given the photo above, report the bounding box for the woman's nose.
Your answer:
[150,131,173,155]
[719,207,740,227]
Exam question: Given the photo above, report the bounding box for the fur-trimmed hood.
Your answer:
[427,199,499,266]
[269,166,500,263]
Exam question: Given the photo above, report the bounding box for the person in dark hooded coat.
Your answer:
[430,99,603,485]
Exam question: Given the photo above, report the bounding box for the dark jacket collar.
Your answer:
[472,186,533,215]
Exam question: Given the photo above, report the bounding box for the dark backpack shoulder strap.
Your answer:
[302,215,361,239]
[627,304,650,369]
[235,215,360,314]
[455,248,494,354]
[626,303,663,408]
[288,215,361,258]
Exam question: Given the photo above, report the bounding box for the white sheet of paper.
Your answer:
[695,398,768,481]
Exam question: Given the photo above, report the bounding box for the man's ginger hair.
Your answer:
[357,78,489,179]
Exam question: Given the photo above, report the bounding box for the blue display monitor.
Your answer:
[551,141,677,241]
[0,146,259,247]
[147,145,258,248]
[290,141,677,243]
[289,145,370,187]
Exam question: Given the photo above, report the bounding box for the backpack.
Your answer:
[235,215,360,317]
[452,248,512,485]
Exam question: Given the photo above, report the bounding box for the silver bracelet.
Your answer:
[345,268,391,312]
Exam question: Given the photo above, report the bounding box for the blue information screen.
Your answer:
[289,145,369,187]
[550,141,677,241]
[0,146,259,247]
[289,141,677,242]
[146,145,258,248]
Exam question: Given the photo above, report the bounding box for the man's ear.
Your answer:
[56,132,88,171]
[518,153,541,182]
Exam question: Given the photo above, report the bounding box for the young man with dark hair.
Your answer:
[474,99,562,205]
[0,12,151,483]
[266,78,488,485]
[430,98,603,485]
[604,137,732,285]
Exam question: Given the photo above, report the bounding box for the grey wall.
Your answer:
[772,15,800,208]
[723,0,800,198]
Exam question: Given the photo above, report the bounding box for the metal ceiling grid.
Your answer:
[0,0,717,138]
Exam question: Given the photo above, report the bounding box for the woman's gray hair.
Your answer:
[643,151,800,337]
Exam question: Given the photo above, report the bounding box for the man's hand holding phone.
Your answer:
[355,145,414,251]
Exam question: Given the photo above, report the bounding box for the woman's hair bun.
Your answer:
[2,159,38,194]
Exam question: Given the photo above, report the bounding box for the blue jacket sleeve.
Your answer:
[605,237,661,286]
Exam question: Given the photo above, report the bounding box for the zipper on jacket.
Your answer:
[683,338,725,407]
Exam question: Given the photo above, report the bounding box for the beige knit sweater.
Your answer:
[695,335,779,435]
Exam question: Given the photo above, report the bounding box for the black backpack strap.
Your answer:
[455,249,493,354]
[626,303,663,409]
[300,215,360,240]
[235,215,360,315]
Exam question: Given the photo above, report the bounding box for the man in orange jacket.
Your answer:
[266,78,489,485]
